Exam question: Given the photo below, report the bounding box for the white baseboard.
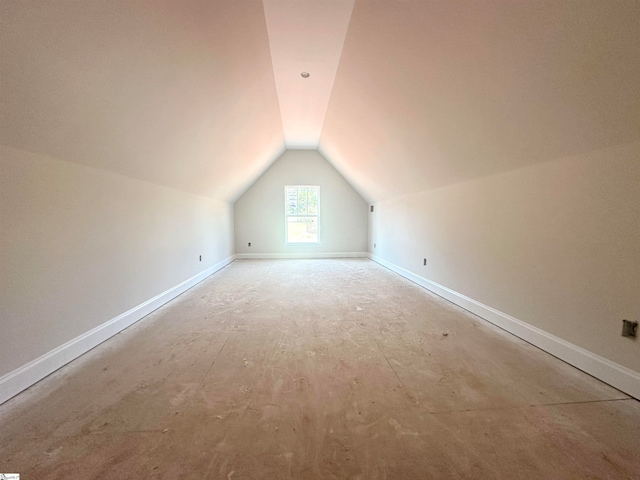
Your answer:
[369,253,640,400]
[235,251,368,260]
[0,255,235,405]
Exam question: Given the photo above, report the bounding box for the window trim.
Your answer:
[284,185,321,246]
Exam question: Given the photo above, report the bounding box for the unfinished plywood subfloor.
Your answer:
[1,259,638,479]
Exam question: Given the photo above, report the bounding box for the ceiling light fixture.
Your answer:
[301,72,310,78]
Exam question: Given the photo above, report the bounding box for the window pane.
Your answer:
[287,216,318,243]
[307,188,318,215]
[298,188,307,215]
[286,187,297,215]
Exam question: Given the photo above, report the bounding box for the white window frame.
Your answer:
[284,185,321,245]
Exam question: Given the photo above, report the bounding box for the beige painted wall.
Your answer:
[234,150,367,255]
[370,142,640,372]
[0,146,234,377]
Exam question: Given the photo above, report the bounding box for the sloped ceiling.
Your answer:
[2,1,639,204]
[0,0,284,202]
[320,0,640,202]
[263,0,353,149]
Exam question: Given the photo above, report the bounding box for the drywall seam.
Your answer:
[368,253,640,400]
[0,256,235,405]
[236,252,367,260]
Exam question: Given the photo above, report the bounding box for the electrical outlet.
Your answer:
[248,242,251,247]
[622,320,638,338]
[370,205,374,212]
[199,255,202,261]
[423,258,427,266]
[374,243,376,248]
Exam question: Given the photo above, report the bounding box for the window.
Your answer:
[285,186,319,244]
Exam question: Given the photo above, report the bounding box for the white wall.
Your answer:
[0,146,234,387]
[370,142,640,376]
[234,150,367,256]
